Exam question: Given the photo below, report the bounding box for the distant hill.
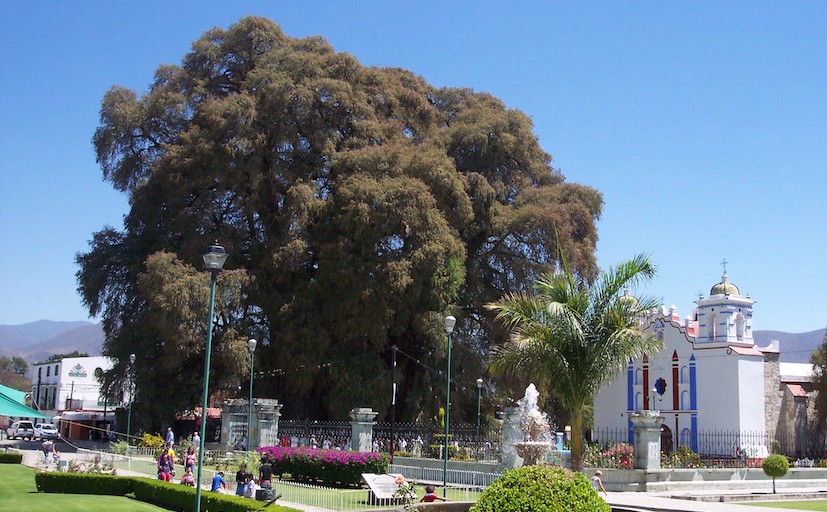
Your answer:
[0,320,104,362]
[754,329,826,364]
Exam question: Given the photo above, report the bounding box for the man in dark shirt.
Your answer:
[259,456,273,489]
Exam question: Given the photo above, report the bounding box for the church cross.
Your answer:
[720,258,729,274]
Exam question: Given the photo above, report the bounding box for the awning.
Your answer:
[0,383,26,404]
[58,411,114,421]
[0,392,50,419]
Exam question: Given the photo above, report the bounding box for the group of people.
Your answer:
[156,427,200,485]
[209,457,273,499]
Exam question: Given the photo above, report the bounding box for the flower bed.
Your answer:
[257,446,388,487]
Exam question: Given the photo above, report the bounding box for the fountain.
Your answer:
[511,383,553,466]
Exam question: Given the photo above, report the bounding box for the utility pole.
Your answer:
[390,345,397,464]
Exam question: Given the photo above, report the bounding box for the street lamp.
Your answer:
[247,338,257,451]
[442,315,456,498]
[195,242,227,512]
[127,353,135,444]
[476,378,483,438]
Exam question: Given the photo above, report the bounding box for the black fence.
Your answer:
[270,420,824,469]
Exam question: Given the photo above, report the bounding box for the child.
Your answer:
[243,474,257,499]
[181,468,195,486]
[420,485,447,502]
[590,470,608,496]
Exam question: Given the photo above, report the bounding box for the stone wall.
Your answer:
[763,350,781,433]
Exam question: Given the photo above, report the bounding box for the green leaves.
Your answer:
[79,16,603,422]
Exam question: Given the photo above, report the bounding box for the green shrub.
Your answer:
[140,432,165,448]
[35,471,132,495]
[0,452,23,464]
[132,478,265,512]
[471,465,610,512]
[762,454,789,494]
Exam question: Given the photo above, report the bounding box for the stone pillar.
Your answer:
[220,398,282,450]
[252,398,282,450]
[501,407,523,468]
[350,407,378,452]
[630,410,662,470]
[220,399,247,448]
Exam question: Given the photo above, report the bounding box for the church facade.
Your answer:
[593,274,816,458]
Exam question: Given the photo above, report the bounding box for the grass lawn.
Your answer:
[744,500,827,511]
[0,463,171,511]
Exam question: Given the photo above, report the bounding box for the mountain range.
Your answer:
[0,320,823,365]
[0,320,104,363]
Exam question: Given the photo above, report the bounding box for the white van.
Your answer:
[6,420,35,440]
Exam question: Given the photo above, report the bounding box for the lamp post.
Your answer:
[247,338,257,451]
[476,378,483,438]
[127,353,135,444]
[195,242,227,512]
[442,315,456,497]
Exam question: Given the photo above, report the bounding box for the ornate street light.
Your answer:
[442,315,456,497]
[195,242,227,512]
[247,338,257,451]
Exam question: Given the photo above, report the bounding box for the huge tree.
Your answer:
[487,254,660,470]
[77,17,602,424]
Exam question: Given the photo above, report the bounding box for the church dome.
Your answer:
[619,287,639,307]
[710,274,740,296]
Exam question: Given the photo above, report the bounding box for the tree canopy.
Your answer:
[77,16,602,427]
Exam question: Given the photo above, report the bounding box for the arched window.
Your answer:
[735,313,745,340]
[681,390,691,410]
[635,392,643,410]
[680,365,689,383]
[635,368,643,385]
[708,313,718,340]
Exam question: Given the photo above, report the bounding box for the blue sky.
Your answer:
[1,2,825,333]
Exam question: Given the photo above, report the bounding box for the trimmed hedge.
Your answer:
[35,471,133,495]
[131,478,263,512]
[258,446,388,487]
[0,452,24,464]
[471,465,610,512]
[34,472,283,512]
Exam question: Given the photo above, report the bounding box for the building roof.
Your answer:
[786,384,809,397]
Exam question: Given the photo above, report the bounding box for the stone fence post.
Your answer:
[630,410,662,470]
[350,407,378,452]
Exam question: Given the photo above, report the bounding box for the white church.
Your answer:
[594,273,816,458]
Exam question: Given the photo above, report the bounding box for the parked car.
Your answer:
[34,423,59,440]
[6,420,35,440]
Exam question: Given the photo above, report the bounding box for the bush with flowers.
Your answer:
[584,442,633,469]
[393,475,417,510]
[258,446,388,487]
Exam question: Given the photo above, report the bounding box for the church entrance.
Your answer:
[660,424,673,454]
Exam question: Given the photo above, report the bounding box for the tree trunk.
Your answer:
[570,409,584,472]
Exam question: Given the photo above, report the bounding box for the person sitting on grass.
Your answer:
[420,485,448,502]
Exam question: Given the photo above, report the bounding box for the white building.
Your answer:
[594,274,816,457]
[31,356,117,440]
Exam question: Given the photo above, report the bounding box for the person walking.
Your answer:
[166,427,175,446]
[235,463,249,496]
[157,452,174,482]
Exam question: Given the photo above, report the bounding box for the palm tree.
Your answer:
[487,253,661,471]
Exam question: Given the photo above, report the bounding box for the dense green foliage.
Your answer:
[78,16,602,422]
[0,356,28,374]
[0,452,24,464]
[487,253,660,470]
[810,331,827,437]
[35,471,132,494]
[470,465,609,512]
[762,454,790,493]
